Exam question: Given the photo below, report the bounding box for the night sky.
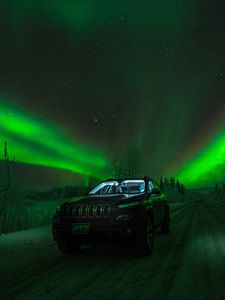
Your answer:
[0,1,225,188]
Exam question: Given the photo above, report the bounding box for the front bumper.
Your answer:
[52,215,138,244]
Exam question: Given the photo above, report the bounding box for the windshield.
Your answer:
[89,180,145,195]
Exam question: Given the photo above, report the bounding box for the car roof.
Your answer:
[105,177,154,182]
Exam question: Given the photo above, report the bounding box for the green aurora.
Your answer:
[0,1,225,188]
[0,98,110,179]
[175,127,225,187]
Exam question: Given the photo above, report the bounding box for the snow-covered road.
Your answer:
[1,200,225,300]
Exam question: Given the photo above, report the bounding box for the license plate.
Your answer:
[72,223,90,234]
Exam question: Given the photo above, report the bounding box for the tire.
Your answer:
[135,215,154,256]
[57,240,81,254]
[160,207,170,234]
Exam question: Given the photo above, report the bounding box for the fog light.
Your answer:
[116,214,131,221]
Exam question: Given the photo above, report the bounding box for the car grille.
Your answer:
[62,205,110,218]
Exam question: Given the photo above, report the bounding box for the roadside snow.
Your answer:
[0,226,52,255]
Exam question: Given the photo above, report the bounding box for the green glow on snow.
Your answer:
[0,98,110,179]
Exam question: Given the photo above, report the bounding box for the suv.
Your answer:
[52,176,170,256]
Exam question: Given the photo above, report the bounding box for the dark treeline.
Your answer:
[159,176,186,195]
[112,145,186,197]
[213,182,225,201]
[25,185,89,201]
[113,145,141,178]
[0,141,93,233]
[0,142,15,233]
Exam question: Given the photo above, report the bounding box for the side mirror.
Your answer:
[151,188,161,195]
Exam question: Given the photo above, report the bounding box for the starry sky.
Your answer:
[0,1,225,188]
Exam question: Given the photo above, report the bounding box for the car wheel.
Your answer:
[136,215,154,256]
[57,240,81,254]
[160,207,170,234]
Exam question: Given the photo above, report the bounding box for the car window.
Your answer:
[89,180,145,195]
[98,185,113,194]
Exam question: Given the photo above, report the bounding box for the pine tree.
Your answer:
[214,182,220,200]
[114,160,126,178]
[215,182,219,193]
[164,177,169,189]
[0,142,11,233]
[180,184,185,195]
[170,177,175,189]
[175,179,180,192]
[159,176,164,191]
[127,145,141,177]
[222,183,225,194]
[222,183,225,202]
[113,145,142,179]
